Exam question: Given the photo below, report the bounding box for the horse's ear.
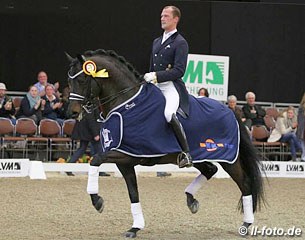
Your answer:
[76,54,86,64]
[65,52,74,63]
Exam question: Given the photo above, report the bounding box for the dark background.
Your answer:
[0,0,304,103]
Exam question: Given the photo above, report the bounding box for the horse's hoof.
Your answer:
[94,197,104,213]
[188,199,199,214]
[242,222,252,228]
[125,228,140,238]
[186,192,199,214]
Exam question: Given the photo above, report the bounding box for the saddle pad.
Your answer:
[100,84,239,163]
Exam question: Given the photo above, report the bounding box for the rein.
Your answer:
[98,80,144,106]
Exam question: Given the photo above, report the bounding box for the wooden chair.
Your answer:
[264,115,276,131]
[2,118,39,158]
[0,118,15,157]
[251,125,270,159]
[38,119,62,161]
[266,107,279,120]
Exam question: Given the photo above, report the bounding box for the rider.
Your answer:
[144,5,192,168]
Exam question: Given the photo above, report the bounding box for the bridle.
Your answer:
[68,58,144,115]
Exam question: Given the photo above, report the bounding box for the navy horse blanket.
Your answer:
[100,84,239,163]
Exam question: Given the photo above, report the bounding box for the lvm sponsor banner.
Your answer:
[261,161,305,178]
[183,54,229,101]
[0,159,30,177]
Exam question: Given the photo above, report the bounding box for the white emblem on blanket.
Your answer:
[102,128,113,148]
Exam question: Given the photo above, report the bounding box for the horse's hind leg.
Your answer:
[220,158,254,229]
[116,163,144,238]
[185,162,218,214]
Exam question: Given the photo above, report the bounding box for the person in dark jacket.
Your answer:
[66,109,109,176]
[16,85,45,124]
[41,84,65,125]
[144,5,192,168]
[0,83,16,124]
[242,91,266,129]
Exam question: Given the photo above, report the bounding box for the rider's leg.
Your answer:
[158,81,192,168]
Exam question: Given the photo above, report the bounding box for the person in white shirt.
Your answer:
[144,5,192,168]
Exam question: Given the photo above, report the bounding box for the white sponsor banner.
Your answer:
[43,161,304,178]
[183,54,230,101]
[261,161,305,178]
[0,159,30,178]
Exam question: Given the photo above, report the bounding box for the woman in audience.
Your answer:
[268,106,302,161]
[16,85,45,124]
[42,84,65,125]
[296,93,305,162]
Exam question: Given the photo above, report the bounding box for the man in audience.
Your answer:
[242,91,266,129]
[0,83,16,124]
[34,71,60,98]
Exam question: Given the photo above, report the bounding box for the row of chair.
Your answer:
[0,117,76,161]
[251,125,292,161]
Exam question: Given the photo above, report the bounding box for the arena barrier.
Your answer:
[0,159,304,179]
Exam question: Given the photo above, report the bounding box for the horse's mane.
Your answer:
[83,49,142,81]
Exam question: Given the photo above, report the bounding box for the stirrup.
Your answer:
[177,152,193,168]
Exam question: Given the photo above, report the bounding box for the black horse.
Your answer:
[66,49,265,238]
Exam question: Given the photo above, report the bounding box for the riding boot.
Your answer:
[169,114,193,168]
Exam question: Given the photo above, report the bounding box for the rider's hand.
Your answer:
[144,72,157,83]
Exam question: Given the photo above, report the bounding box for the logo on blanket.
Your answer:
[102,128,113,148]
[200,138,234,152]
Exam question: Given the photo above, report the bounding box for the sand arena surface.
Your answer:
[0,173,304,240]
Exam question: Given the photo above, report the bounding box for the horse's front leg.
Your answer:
[86,152,108,213]
[87,151,127,213]
[116,163,144,238]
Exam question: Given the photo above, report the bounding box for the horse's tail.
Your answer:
[237,118,266,213]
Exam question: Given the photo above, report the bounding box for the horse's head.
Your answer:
[66,49,142,119]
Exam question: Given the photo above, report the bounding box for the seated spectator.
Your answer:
[242,91,266,129]
[16,85,45,124]
[268,106,302,161]
[0,83,16,124]
[41,84,65,125]
[34,71,60,98]
[227,95,245,121]
[198,87,209,97]
[296,92,305,162]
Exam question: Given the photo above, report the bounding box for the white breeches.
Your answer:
[157,81,179,122]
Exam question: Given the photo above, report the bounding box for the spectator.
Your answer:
[16,85,45,124]
[66,109,110,177]
[34,71,60,98]
[268,106,302,161]
[41,84,65,125]
[242,91,266,129]
[198,87,209,97]
[0,83,16,124]
[296,93,305,162]
[227,95,245,121]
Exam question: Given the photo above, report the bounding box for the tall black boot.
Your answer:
[169,114,193,168]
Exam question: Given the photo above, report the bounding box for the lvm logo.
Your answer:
[0,162,21,171]
[261,162,280,172]
[286,164,304,173]
[183,54,229,101]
